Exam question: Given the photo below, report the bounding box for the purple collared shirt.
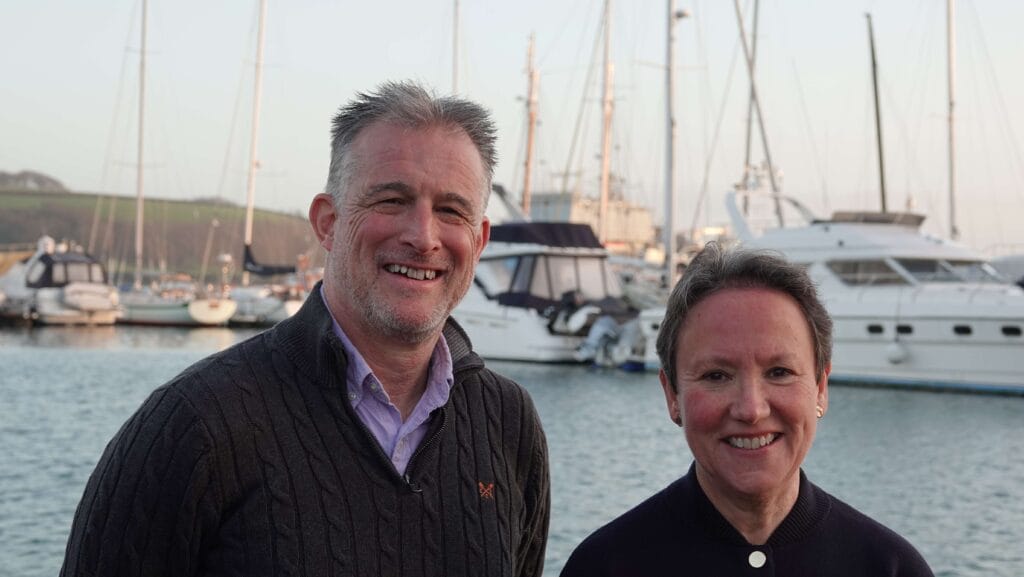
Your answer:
[321,288,453,475]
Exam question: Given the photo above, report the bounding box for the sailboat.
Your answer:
[229,0,310,328]
[117,0,237,327]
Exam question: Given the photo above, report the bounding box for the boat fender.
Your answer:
[885,341,909,364]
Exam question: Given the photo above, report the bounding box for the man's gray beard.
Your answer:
[362,294,448,344]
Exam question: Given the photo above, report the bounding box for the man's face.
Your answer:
[314,121,490,344]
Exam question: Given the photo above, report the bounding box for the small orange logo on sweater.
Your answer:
[478,482,495,499]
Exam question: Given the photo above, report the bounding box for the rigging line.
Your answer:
[222,2,264,264]
[689,32,742,238]
[560,3,606,196]
[537,0,595,68]
[961,15,1003,245]
[91,1,143,255]
[902,0,938,208]
[214,51,249,202]
[690,0,713,223]
[788,58,828,213]
[510,104,528,203]
[964,0,1024,199]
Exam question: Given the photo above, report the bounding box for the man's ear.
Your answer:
[309,193,337,251]
[475,216,491,261]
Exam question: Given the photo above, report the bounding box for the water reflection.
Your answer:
[0,325,260,352]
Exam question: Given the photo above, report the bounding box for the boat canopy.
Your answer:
[26,252,106,289]
[489,222,603,249]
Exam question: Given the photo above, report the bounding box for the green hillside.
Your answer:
[0,189,323,285]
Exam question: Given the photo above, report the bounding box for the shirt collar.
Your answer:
[320,285,454,409]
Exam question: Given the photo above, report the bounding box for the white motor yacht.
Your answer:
[453,221,644,367]
[641,192,1024,394]
[0,236,120,325]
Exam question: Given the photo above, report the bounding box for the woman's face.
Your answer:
[660,287,829,506]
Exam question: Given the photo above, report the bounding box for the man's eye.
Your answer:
[768,367,793,378]
[702,371,727,382]
[439,206,469,219]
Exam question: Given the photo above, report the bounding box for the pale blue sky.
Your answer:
[2,0,1023,252]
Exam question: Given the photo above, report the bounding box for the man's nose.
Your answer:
[400,203,442,253]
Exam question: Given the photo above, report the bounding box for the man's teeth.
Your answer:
[728,434,776,450]
[385,264,437,280]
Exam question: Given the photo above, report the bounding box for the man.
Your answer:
[61,81,550,577]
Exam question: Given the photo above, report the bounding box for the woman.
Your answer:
[561,243,933,576]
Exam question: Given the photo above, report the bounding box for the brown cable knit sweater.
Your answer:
[61,287,550,577]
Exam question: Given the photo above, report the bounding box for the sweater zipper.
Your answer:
[403,408,448,493]
[403,361,477,490]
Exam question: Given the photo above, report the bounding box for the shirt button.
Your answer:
[748,550,767,569]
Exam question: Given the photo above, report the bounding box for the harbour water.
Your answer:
[1,326,1022,576]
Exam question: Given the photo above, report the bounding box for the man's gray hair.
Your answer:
[656,241,833,390]
[325,80,497,208]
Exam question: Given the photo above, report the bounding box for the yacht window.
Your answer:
[953,325,972,336]
[511,256,536,294]
[827,260,908,286]
[476,257,518,295]
[896,259,960,283]
[577,257,607,300]
[947,260,1004,283]
[26,263,45,285]
[1003,326,1022,337]
[529,256,551,299]
[67,263,92,283]
[546,255,580,301]
[52,264,66,285]
[90,263,105,283]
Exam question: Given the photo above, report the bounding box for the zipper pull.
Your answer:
[403,473,423,493]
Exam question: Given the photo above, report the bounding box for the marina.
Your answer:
[1,324,1022,576]
[3,1,1024,575]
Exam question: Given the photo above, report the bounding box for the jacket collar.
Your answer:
[273,281,481,388]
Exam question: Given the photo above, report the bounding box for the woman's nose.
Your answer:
[730,379,770,423]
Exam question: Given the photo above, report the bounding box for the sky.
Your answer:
[3,0,1024,254]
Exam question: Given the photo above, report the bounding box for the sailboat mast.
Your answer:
[521,33,538,216]
[452,0,460,93]
[598,0,613,244]
[866,13,888,213]
[133,0,148,291]
[741,0,759,217]
[242,0,267,287]
[733,0,783,226]
[664,0,679,281]
[947,0,958,239]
